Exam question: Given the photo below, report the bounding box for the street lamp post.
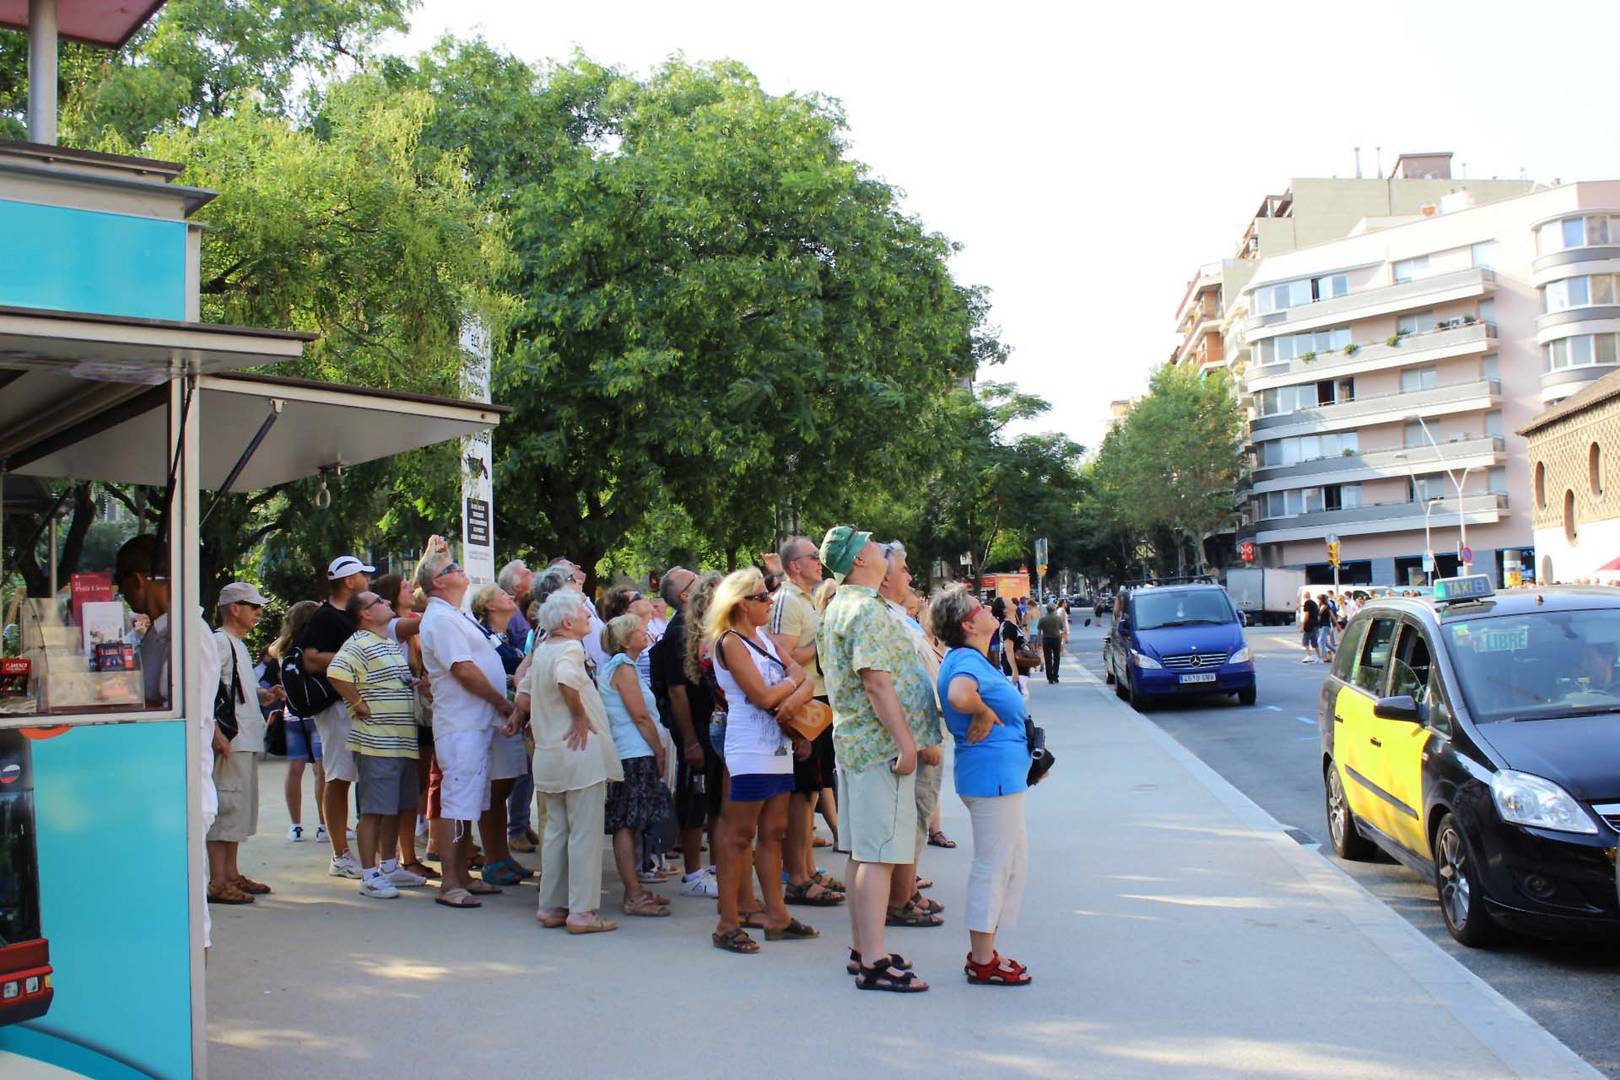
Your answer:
[1394,450,1443,585]
[1411,415,1477,573]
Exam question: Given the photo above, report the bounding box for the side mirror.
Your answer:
[1373,694,1422,723]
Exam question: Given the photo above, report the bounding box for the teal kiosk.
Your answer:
[0,3,504,1075]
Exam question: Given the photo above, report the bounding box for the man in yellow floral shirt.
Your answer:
[818,525,938,993]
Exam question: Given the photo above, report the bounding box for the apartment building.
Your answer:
[1235,179,1620,587]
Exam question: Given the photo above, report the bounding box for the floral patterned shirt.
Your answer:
[818,584,941,772]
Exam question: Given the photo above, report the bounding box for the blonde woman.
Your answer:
[600,613,673,917]
[708,568,819,953]
[269,601,326,842]
[516,588,623,934]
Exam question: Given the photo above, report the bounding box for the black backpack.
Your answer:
[279,640,337,718]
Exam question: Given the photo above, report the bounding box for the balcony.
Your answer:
[1238,493,1510,545]
[1250,379,1502,442]
[1245,268,1496,340]
[1247,436,1505,495]
[1244,322,1496,393]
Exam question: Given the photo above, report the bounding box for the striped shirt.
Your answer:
[328,630,419,759]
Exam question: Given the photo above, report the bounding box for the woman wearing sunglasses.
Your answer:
[706,568,819,953]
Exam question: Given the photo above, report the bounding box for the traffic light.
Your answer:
[1327,541,1341,566]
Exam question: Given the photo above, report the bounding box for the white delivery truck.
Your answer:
[1224,567,1307,625]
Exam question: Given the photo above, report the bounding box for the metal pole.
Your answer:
[47,513,57,596]
[1424,500,1436,584]
[26,0,58,145]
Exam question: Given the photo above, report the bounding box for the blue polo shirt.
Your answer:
[937,646,1029,797]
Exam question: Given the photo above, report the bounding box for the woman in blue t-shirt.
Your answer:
[930,585,1033,987]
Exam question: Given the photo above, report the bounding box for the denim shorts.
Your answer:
[285,716,321,762]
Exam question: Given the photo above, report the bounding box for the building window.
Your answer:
[1535,460,1547,509]
[1411,477,1445,503]
[1393,256,1431,284]
[1481,354,1499,381]
[1405,421,1426,448]
[1471,241,1496,270]
[1313,274,1348,301]
[1254,278,1313,315]
[1543,273,1620,312]
[1400,365,1439,392]
[1538,214,1620,255]
[1542,333,1620,371]
[1565,489,1578,544]
[1591,442,1603,496]
[1477,298,1496,326]
[1484,409,1502,437]
[1396,311,1437,336]
[1488,466,1507,495]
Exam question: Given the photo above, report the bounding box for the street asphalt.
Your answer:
[202,634,1600,1079]
[1069,617,1620,1079]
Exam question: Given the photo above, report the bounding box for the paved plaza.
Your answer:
[204,650,1597,1079]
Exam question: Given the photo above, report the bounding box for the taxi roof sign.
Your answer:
[1433,574,1494,604]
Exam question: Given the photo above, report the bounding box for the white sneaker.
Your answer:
[346,827,357,839]
[386,866,428,888]
[314,824,329,842]
[329,852,362,879]
[1301,656,1314,664]
[359,877,400,899]
[287,824,306,842]
[680,871,720,898]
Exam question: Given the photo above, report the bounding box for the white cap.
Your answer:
[327,555,376,581]
[217,581,269,606]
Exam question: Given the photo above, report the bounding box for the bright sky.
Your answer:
[391,0,1620,452]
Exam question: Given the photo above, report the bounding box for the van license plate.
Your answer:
[1178,673,1217,684]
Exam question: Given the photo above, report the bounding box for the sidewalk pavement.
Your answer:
[205,635,1598,1079]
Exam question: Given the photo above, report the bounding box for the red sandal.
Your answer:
[965,951,1031,986]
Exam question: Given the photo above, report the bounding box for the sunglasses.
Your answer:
[436,562,463,578]
[364,597,391,611]
[234,601,264,611]
[745,591,773,603]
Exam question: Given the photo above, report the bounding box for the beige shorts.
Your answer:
[207,748,259,842]
[837,763,918,864]
[436,727,494,822]
[313,700,357,783]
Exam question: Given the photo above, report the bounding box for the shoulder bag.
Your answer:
[726,630,832,742]
[213,646,243,742]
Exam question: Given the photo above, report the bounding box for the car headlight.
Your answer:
[1228,645,1252,664]
[24,976,38,994]
[1490,771,1598,834]
[1131,650,1162,669]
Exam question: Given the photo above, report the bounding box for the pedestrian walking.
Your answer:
[269,602,326,842]
[1300,594,1320,664]
[1037,601,1066,684]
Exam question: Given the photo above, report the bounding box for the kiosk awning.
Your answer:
[0,0,167,47]
[2,369,507,491]
[0,306,314,376]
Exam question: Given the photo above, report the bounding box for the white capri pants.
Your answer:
[961,791,1028,934]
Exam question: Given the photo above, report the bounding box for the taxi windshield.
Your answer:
[1442,608,1620,723]
[1133,590,1235,631]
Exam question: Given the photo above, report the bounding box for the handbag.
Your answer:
[280,641,338,717]
[1025,716,1055,786]
[782,698,833,742]
[264,709,288,756]
[213,648,243,743]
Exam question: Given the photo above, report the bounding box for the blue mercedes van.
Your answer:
[1104,580,1257,707]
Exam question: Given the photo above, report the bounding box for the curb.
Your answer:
[1062,650,1602,1080]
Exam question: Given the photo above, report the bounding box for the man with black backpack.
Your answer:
[298,555,374,878]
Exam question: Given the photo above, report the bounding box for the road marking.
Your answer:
[1296,715,1315,725]
[1266,705,1282,712]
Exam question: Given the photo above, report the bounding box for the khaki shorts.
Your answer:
[837,763,918,864]
[208,748,259,842]
[313,700,357,783]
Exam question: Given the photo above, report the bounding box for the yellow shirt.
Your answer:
[769,579,826,696]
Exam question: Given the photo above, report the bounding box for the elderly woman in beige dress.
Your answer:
[513,588,624,934]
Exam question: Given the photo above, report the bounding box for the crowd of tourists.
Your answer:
[163,524,1051,992]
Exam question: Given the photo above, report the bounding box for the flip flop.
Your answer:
[435,888,481,909]
[623,894,672,917]
[466,880,503,896]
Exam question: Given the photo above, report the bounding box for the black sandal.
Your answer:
[886,903,944,928]
[847,948,912,975]
[764,917,819,941]
[855,956,928,992]
[784,880,844,907]
[712,928,760,954]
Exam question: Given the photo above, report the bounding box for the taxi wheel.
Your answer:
[1325,763,1375,861]
[1434,814,1498,947]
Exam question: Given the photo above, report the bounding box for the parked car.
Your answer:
[1104,579,1256,707]
[1319,575,1620,945]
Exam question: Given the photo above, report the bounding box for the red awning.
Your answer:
[0,0,167,48]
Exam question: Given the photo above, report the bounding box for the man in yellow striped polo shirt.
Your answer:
[328,590,423,899]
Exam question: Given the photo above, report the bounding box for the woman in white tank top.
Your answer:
[706,568,818,953]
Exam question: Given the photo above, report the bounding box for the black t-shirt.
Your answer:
[652,612,715,732]
[997,619,1023,676]
[1302,599,1319,633]
[301,601,356,655]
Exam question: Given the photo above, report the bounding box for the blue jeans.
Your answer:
[507,755,534,834]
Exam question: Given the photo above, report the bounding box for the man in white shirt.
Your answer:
[208,582,285,905]
[417,547,514,908]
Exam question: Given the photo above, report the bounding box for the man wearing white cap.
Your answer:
[208,582,285,905]
[299,554,374,876]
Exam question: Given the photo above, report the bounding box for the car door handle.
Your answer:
[1369,736,1382,747]
[1333,713,1344,724]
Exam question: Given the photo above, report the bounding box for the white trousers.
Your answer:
[961,791,1028,934]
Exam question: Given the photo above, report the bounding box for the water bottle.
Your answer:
[692,771,706,796]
